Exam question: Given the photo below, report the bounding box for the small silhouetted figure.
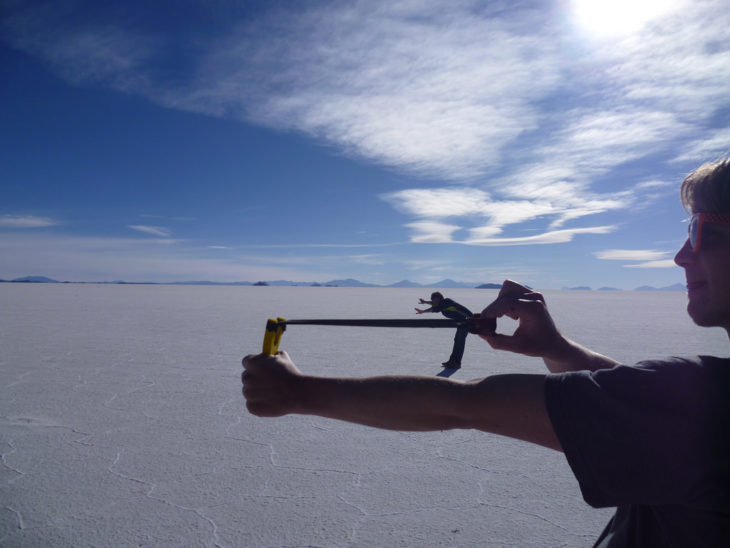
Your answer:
[415,292,473,368]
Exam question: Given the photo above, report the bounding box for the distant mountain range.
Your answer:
[0,275,494,289]
[563,283,685,292]
[1,275,686,291]
[3,276,62,284]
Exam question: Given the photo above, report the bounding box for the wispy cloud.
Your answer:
[0,215,58,228]
[533,109,689,179]
[463,225,616,246]
[349,254,386,266]
[385,186,622,245]
[4,1,727,185]
[672,128,730,164]
[234,242,403,249]
[406,221,463,244]
[625,260,677,269]
[1,3,156,91]
[595,249,670,261]
[3,0,728,254]
[3,1,559,180]
[188,2,562,180]
[594,249,677,269]
[127,225,172,237]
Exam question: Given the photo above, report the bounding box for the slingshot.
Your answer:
[262,316,496,354]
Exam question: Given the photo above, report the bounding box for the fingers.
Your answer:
[481,294,545,321]
[479,332,514,351]
[496,280,545,305]
[241,369,250,396]
[497,279,533,298]
[241,353,269,413]
[240,350,300,417]
[481,280,546,320]
[242,350,289,370]
[241,352,271,398]
[479,289,561,358]
[522,291,545,304]
[469,313,496,335]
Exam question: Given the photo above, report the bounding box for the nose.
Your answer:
[674,238,693,267]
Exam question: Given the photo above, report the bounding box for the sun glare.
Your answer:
[572,0,680,37]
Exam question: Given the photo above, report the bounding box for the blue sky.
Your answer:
[1,0,729,289]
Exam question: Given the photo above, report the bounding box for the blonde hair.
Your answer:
[680,156,730,214]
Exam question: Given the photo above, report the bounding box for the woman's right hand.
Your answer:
[478,280,565,359]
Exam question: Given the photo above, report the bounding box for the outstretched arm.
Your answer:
[242,351,561,451]
[480,280,619,373]
[415,298,434,314]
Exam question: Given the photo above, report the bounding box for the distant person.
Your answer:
[241,157,730,546]
[414,292,473,368]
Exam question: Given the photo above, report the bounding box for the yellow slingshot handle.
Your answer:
[262,317,287,355]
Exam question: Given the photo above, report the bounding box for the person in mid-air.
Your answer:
[415,291,473,368]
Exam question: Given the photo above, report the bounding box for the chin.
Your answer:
[687,301,730,328]
[687,298,710,326]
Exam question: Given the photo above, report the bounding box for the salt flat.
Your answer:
[2,284,727,546]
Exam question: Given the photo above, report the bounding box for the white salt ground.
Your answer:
[1,284,727,546]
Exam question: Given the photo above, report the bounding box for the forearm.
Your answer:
[295,374,464,430]
[292,373,561,451]
[543,336,619,373]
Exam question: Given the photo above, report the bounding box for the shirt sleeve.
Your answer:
[544,358,713,508]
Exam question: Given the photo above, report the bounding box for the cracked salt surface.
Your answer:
[2,284,726,546]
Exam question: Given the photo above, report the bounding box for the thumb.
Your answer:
[480,332,525,354]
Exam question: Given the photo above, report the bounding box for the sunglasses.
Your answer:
[688,212,730,252]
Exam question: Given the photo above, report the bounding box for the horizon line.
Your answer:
[1,275,686,292]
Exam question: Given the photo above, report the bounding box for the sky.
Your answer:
[1,0,729,289]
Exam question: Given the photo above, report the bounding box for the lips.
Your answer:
[686,280,707,290]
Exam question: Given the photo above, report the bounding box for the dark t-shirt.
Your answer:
[545,356,730,547]
[432,298,472,321]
